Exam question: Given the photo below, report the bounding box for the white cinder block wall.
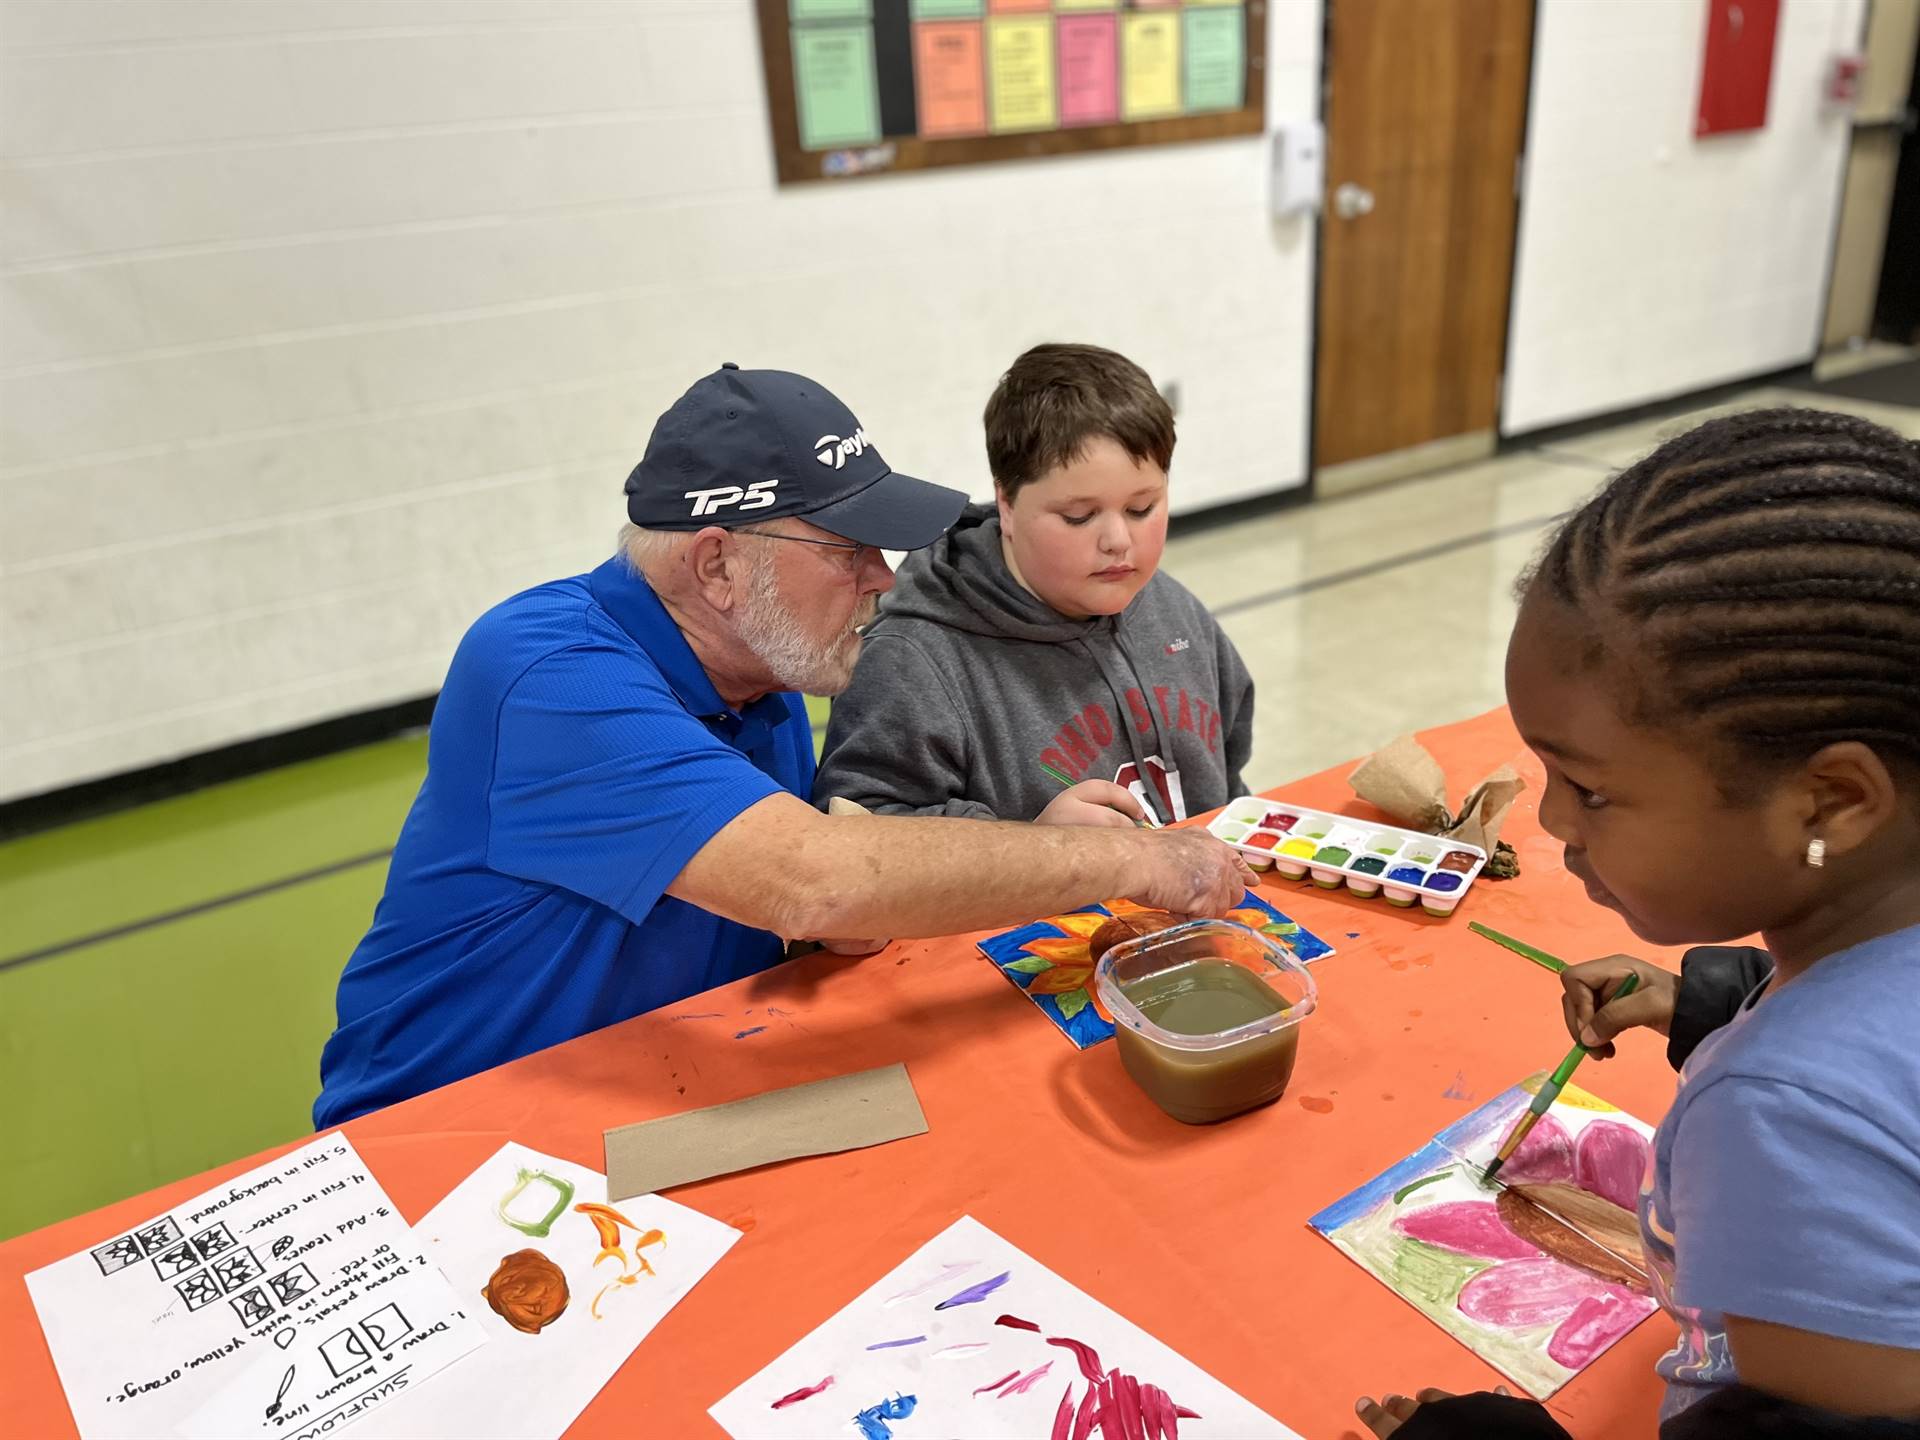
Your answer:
[1502,0,1864,435]
[0,0,1321,802]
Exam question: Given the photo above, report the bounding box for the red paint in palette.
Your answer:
[1261,811,1298,832]
[1247,833,1281,851]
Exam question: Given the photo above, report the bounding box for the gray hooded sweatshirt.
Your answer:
[814,504,1254,824]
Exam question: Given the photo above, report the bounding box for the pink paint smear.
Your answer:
[769,1376,834,1410]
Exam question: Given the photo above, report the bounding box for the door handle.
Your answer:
[1333,182,1375,220]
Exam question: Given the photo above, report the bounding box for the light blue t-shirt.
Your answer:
[1643,922,1920,1418]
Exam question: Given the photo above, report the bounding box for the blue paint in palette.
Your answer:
[1426,872,1464,894]
[1387,866,1427,886]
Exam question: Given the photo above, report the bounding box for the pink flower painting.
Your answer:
[1310,1076,1662,1398]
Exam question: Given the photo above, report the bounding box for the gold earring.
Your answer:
[1806,837,1827,869]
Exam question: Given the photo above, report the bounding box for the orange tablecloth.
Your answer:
[0,708,1685,1440]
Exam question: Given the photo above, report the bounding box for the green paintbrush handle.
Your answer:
[1530,971,1642,1115]
[1469,922,1568,974]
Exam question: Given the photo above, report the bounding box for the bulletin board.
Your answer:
[755,1,1267,184]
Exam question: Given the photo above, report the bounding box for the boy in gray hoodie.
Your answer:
[815,343,1254,828]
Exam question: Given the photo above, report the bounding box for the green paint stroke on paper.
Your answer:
[497,1168,576,1238]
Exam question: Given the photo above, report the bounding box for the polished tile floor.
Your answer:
[1164,379,1920,791]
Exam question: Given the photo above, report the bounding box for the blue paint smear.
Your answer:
[933,1269,1010,1310]
[852,1393,918,1439]
[1308,1139,1456,1234]
[865,1335,927,1350]
[733,1026,768,1039]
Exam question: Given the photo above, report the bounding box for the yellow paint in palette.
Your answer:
[1274,837,1319,880]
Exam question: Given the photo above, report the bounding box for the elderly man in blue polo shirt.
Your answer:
[314,366,1252,1126]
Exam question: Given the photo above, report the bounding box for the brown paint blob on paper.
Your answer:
[483,1249,570,1334]
[1297,1095,1336,1114]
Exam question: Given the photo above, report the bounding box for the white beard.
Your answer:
[735,552,868,695]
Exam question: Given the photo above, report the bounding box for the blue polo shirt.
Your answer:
[313,555,812,1127]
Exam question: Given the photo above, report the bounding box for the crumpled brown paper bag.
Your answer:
[1348,734,1527,876]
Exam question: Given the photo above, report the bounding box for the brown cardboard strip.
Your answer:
[603,1062,928,1201]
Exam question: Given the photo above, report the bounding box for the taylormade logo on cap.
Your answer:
[814,428,871,469]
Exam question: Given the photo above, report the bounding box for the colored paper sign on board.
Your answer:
[987,0,1051,11]
[914,19,988,136]
[792,0,873,18]
[1057,0,1119,10]
[793,22,883,150]
[1183,3,1245,113]
[1058,12,1119,127]
[987,14,1056,133]
[1696,0,1779,136]
[911,0,983,17]
[1121,10,1182,123]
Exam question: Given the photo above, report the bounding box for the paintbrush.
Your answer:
[1483,971,1641,1185]
[1469,921,1568,974]
[1039,761,1161,828]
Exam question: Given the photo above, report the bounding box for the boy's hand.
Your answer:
[1037,780,1151,830]
[1561,956,1679,1058]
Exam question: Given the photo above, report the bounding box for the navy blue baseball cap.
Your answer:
[624,365,967,549]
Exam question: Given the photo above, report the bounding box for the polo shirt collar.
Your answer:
[588,555,793,733]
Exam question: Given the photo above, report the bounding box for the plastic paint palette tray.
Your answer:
[1209,798,1487,917]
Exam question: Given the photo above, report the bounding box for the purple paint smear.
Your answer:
[933,1269,1010,1310]
[884,1261,975,1307]
[866,1336,927,1351]
[733,1026,769,1039]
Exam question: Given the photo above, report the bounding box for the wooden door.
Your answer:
[1313,0,1534,470]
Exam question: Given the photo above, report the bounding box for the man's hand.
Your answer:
[1037,780,1150,829]
[1560,955,1680,1059]
[818,938,889,956]
[1127,830,1256,917]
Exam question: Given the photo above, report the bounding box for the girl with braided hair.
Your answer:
[1359,408,1920,1439]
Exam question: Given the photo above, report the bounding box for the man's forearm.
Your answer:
[780,812,1150,939]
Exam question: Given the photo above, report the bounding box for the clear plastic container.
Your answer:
[1095,919,1318,1125]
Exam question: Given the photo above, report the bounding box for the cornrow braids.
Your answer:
[1525,407,1920,781]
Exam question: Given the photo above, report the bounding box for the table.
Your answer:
[0,708,1685,1439]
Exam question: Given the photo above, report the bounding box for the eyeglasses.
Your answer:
[735,527,868,555]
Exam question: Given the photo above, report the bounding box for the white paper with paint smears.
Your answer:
[708,1214,1303,1440]
[24,1133,484,1440]
[331,1141,741,1440]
